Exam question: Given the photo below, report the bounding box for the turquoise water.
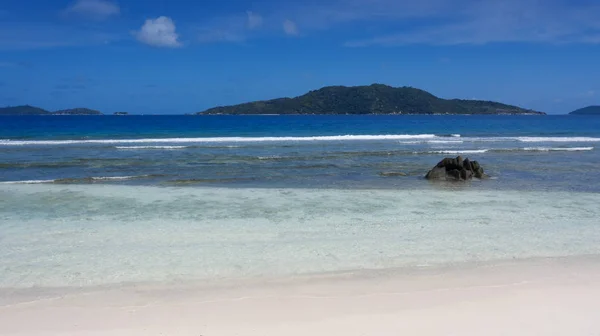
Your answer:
[2,185,599,288]
[1,115,600,288]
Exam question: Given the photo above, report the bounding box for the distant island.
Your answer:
[569,106,600,115]
[198,84,545,115]
[0,105,103,115]
[54,108,102,115]
[0,105,52,115]
[1,85,549,116]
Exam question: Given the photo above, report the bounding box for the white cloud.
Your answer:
[64,0,120,20]
[135,16,182,48]
[283,19,298,35]
[247,11,263,29]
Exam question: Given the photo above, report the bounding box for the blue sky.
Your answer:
[1,0,599,114]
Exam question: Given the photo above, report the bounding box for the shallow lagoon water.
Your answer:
[1,184,599,288]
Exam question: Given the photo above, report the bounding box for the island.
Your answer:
[53,108,103,115]
[197,84,545,115]
[0,106,103,115]
[0,105,51,115]
[569,106,600,115]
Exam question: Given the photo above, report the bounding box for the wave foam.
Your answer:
[3,134,600,146]
[115,146,189,150]
[522,147,594,152]
[0,179,55,184]
[516,137,600,143]
[0,134,438,146]
[0,175,152,184]
[427,140,465,144]
[89,176,144,181]
[422,149,489,154]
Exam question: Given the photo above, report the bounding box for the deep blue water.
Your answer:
[1,115,600,140]
[1,115,600,191]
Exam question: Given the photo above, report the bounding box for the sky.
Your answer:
[1,0,599,114]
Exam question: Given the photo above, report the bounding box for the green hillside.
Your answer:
[199,84,545,115]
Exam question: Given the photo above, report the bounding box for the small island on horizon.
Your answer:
[197,84,546,115]
[0,106,103,115]
[569,106,600,115]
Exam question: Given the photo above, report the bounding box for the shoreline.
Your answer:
[1,254,599,335]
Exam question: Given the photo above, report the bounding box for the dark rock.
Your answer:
[447,169,462,180]
[456,156,464,169]
[460,168,473,180]
[425,156,490,181]
[463,158,473,172]
[437,158,454,168]
[425,167,447,179]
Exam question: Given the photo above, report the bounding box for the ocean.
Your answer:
[1,115,600,288]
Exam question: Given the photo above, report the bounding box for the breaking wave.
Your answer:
[515,137,600,143]
[115,146,190,150]
[0,134,438,145]
[418,147,593,155]
[0,175,157,184]
[423,149,489,154]
[521,147,594,152]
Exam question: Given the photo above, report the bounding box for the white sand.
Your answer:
[1,256,600,336]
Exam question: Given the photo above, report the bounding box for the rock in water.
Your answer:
[425,156,489,181]
[425,167,447,179]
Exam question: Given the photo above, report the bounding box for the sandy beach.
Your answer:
[2,255,599,336]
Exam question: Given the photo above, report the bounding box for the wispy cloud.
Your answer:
[261,0,463,34]
[0,23,118,50]
[195,11,266,43]
[283,19,299,36]
[579,89,597,97]
[134,16,182,48]
[342,0,600,46]
[197,29,244,43]
[189,0,600,45]
[247,11,263,29]
[0,61,34,69]
[63,0,120,21]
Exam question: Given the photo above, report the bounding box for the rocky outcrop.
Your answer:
[425,156,489,181]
